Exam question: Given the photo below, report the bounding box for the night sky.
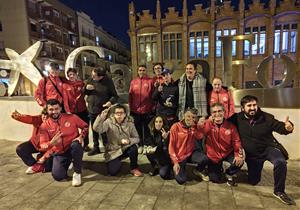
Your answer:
[59,0,210,48]
[59,0,261,49]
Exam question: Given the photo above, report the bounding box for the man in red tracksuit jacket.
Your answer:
[129,64,154,147]
[34,62,67,111]
[208,77,235,119]
[168,107,207,184]
[13,109,53,174]
[39,99,88,187]
[198,103,244,186]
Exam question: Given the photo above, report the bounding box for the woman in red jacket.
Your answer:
[63,68,90,151]
[13,109,53,174]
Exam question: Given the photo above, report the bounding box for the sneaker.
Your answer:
[72,172,81,187]
[149,167,159,176]
[138,146,144,154]
[130,168,143,177]
[226,178,237,187]
[26,163,45,174]
[87,147,100,156]
[273,192,296,205]
[193,168,209,182]
[25,166,34,174]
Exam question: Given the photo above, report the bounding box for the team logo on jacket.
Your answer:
[225,129,231,135]
[222,96,228,102]
[64,121,71,127]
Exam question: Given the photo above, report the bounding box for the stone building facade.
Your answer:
[128,0,300,88]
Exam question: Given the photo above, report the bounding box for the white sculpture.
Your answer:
[0,41,43,96]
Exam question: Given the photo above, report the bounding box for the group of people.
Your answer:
[12,61,295,205]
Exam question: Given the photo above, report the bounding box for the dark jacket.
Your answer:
[228,109,292,158]
[84,76,119,114]
[152,80,179,117]
[145,130,172,166]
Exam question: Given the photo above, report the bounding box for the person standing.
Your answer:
[84,67,119,156]
[208,77,235,118]
[35,62,66,111]
[152,68,179,127]
[178,62,208,120]
[129,65,154,148]
[63,68,90,151]
[228,95,295,205]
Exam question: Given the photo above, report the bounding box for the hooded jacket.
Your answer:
[93,107,140,162]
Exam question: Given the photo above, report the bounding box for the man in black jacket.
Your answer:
[228,95,295,205]
[84,67,119,156]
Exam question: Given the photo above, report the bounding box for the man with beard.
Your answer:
[228,95,295,205]
[39,99,88,186]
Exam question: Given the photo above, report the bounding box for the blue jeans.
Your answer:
[52,141,83,181]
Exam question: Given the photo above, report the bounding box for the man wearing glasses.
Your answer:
[93,104,143,177]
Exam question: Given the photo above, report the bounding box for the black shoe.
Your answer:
[273,192,296,205]
[226,179,237,187]
[149,167,159,176]
[84,145,91,152]
[87,147,100,156]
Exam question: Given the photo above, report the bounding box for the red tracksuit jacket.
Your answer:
[35,76,66,107]
[129,76,154,114]
[63,80,87,113]
[202,120,242,163]
[169,121,203,164]
[39,113,88,154]
[208,88,235,119]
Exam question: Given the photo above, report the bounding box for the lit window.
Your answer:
[216,30,222,57]
[203,31,209,58]
[138,34,158,64]
[274,29,280,54]
[224,29,229,36]
[252,32,258,55]
[189,32,195,58]
[231,29,237,56]
[163,33,181,61]
[282,31,289,54]
[196,32,202,58]
[259,32,266,54]
[244,28,251,56]
[290,31,297,53]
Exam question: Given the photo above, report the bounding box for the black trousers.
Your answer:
[175,150,209,185]
[89,112,107,148]
[131,112,152,146]
[106,145,138,176]
[246,146,287,193]
[16,141,53,172]
[76,110,89,146]
[208,152,243,183]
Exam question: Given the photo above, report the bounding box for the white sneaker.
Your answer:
[72,172,81,187]
[26,166,34,174]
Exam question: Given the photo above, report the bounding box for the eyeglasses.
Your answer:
[114,112,125,115]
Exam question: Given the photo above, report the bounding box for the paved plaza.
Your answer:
[0,139,299,210]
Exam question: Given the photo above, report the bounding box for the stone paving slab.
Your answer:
[0,139,299,210]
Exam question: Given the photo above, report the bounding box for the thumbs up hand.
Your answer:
[284,116,293,132]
